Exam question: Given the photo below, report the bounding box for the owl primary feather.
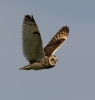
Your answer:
[19,15,69,70]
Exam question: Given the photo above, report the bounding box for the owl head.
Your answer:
[48,55,58,66]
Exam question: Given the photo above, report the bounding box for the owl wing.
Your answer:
[22,15,45,64]
[44,26,69,56]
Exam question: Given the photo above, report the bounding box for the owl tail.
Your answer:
[19,65,31,70]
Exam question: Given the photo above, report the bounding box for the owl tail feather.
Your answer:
[19,65,31,70]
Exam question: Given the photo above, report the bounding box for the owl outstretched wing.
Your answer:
[44,26,69,56]
[22,15,45,64]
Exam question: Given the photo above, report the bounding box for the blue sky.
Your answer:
[0,0,95,100]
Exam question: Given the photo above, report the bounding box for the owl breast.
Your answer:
[44,55,58,68]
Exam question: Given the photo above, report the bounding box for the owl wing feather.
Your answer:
[22,15,45,64]
[44,26,69,56]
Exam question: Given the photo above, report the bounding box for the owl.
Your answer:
[19,15,69,70]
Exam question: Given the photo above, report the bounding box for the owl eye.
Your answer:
[51,58,55,61]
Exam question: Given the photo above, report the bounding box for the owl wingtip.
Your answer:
[60,26,69,34]
[31,15,33,18]
[24,14,36,23]
[64,26,69,29]
[66,26,69,33]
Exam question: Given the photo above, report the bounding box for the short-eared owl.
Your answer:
[19,15,69,70]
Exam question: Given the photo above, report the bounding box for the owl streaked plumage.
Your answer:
[19,15,69,70]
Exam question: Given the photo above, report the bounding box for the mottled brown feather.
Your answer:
[44,26,69,56]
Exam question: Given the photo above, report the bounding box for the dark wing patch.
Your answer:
[44,26,69,56]
[23,15,37,25]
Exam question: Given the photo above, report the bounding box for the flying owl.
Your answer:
[19,15,69,70]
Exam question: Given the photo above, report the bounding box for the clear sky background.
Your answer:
[0,0,95,100]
